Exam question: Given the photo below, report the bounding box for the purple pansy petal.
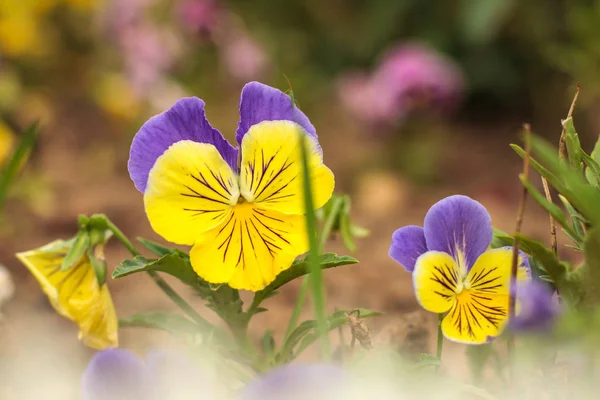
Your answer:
[82,349,155,400]
[389,225,428,272]
[236,82,319,147]
[128,97,239,192]
[423,195,492,270]
[238,364,348,400]
[511,280,559,332]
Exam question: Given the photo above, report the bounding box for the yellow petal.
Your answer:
[145,140,239,245]
[239,121,334,214]
[412,251,460,313]
[441,249,512,344]
[16,240,118,349]
[190,202,308,291]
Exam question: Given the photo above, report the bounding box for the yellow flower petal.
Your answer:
[239,121,335,214]
[16,240,118,349]
[145,140,240,245]
[413,251,460,314]
[190,203,308,291]
[441,248,512,344]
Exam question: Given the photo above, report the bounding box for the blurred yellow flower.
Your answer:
[0,121,14,166]
[94,74,141,121]
[16,240,118,349]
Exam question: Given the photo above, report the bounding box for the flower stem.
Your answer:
[105,219,212,331]
[436,313,444,370]
[283,195,344,346]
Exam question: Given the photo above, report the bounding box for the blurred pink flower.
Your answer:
[221,33,268,80]
[176,0,222,37]
[339,42,464,126]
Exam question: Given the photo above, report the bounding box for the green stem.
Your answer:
[283,194,344,344]
[105,219,212,331]
[436,313,444,370]
[299,133,329,359]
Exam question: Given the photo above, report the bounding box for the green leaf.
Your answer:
[137,237,189,258]
[529,136,600,226]
[511,144,564,195]
[87,246,107,287]
[61,231,90,271]
[113,254,205,290]
[490,228,514,248]
[250,253,358,313]
[0,122,39,212]
[260,330,276,360]
[583,229,600,305]
[119,311,200,333]
[288,308,381,361]
[557,194,586,247]
[582,150,600,187]
[562,117,582,172]
[585,134,600,186]
[519,174,579,241]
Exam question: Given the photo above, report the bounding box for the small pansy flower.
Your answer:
[82,349,217,400]
[511,280,560,332]
[82,349,154,400]
[389,195,530,344]
[129,82,335,291]
[16,240,118,349]
[238,364,348,400]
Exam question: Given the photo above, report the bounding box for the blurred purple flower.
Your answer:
[222,33,268,80]
[82,349,155,400]
[238,364,348,400]
[176,0,222,37]
[339,42,464,126]
[83,349,213,400]
[512,280,560,332]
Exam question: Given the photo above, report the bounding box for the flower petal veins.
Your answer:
[190,203,308,291]
[239,120,334,215]
[413,251,461,314]
[145,140,240,246]
[16,241,118,349]
[442,248,512,344]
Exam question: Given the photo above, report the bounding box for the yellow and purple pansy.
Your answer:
[128,82,335,291]
[389,195,530,344]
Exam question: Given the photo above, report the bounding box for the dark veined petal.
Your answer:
[190,203,308,291]
[423,195,492,271]
[239,120,334,214]
[412,251,460,313]
[389,225,427,272]
[82,349,155,400]
[129,97,239,193]
[442,248,512,344]
[236,81,319,149]
[144,140,239,246]
[238,364,348,400]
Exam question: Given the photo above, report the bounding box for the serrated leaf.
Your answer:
[119,311,200,333]
[113,254,207,292]
[249,253,358,312]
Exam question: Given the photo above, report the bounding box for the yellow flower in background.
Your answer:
[0,121,14,166]
[94,73,141,121]
[129,82,335,291]
[16,240,118,349]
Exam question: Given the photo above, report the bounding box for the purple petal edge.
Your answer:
[389,225,427,272]
[423,195,492,270]
[128,97,238,193]
[235,82,320,149]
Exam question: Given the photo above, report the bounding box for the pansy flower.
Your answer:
[16,240,118,349]
[129,82,335,291]
[511,280,560,332]
[389,195,530,344]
